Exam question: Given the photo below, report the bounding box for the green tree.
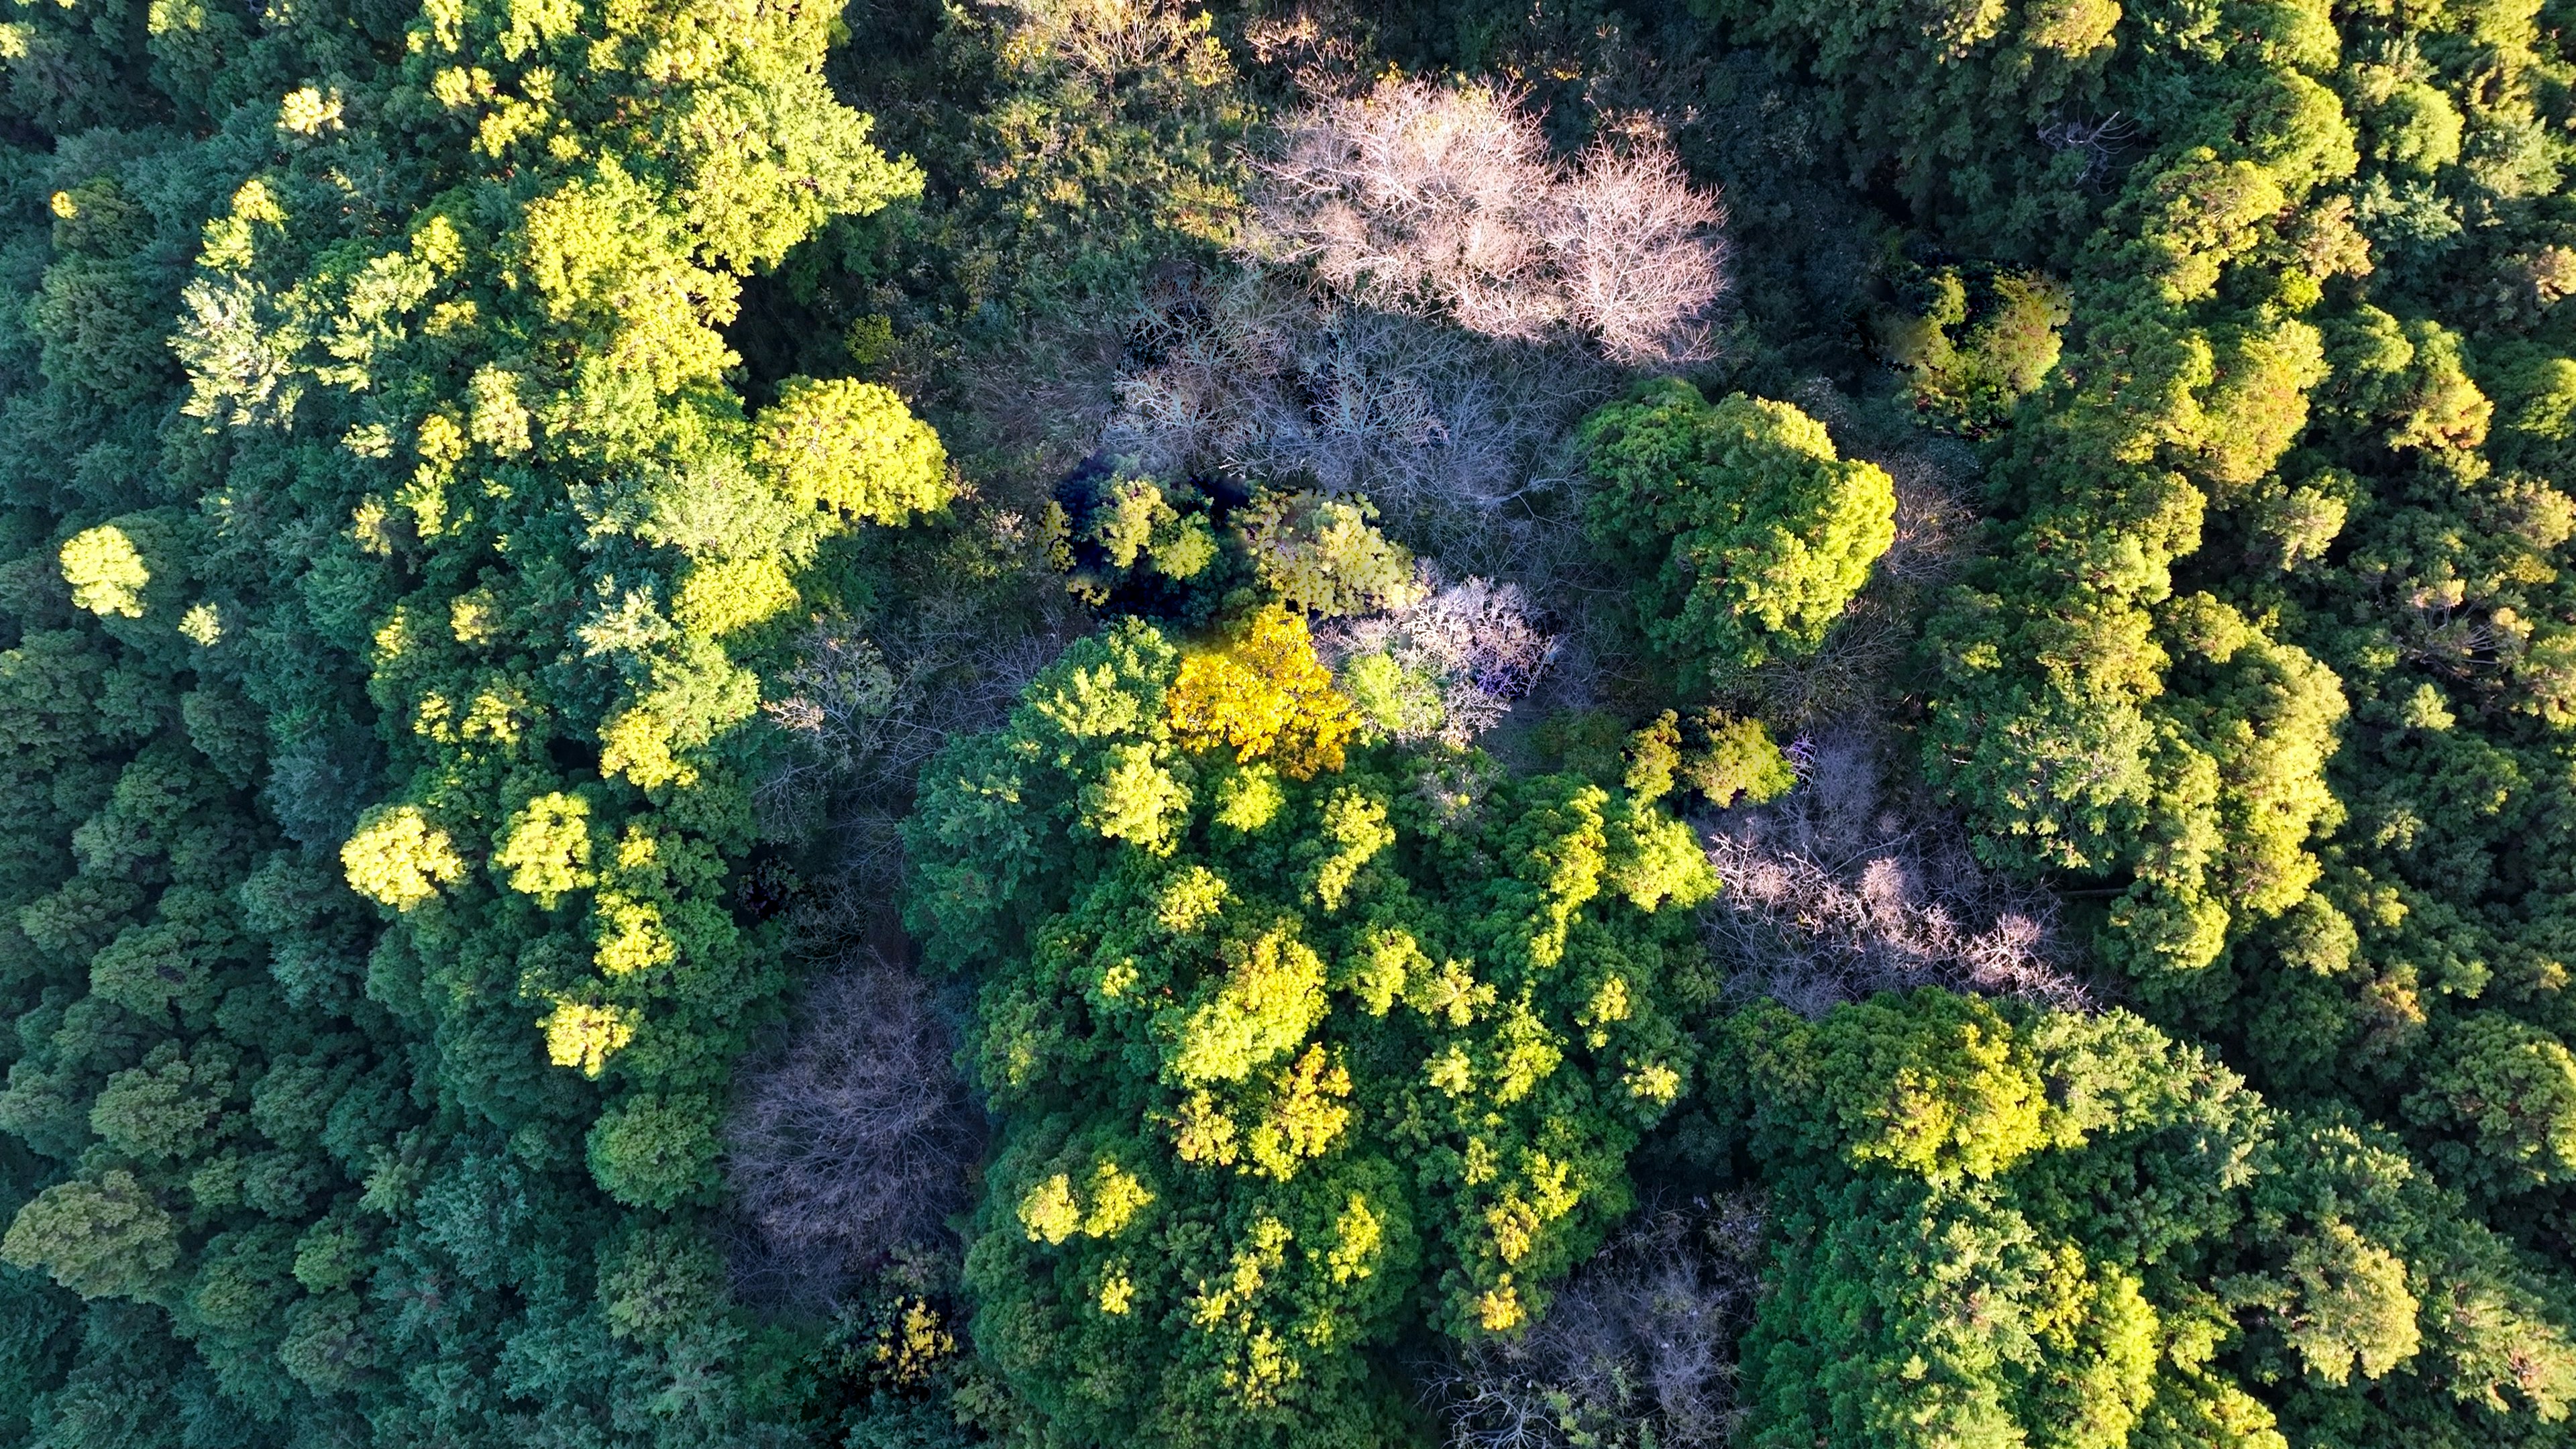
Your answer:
[910,620,1718,1448]
[1580,380,1896,685]
[753,376,953,525]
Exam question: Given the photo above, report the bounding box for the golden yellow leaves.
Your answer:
[592,893,674,975]
[1307,787,1392,912]
[1165,1045,1354,1182]
[58,525,148,619]
[1183,1217,1301,1405]
[1623,1061,1682,1104]
[1077,743,1193,853]
[526,823,680,1079]
[1211,763,1285,831]
[1166,923,1328,1087]
[178,603,223,647]
[515,166,738,394]
[1169,1091,1241,1167]
[541,1000,637,1077]
[868,1297,961,1381]
[276,85,343,135]
[1096,1266,1136,1316]
[467,366,533,456]
[341,804,468,910]
[751,376,951,525]
[494,792,592,906]
[1344,926,1428,1016]
[1155,865,1229,933]
[672,555,798,637]
[1325,1195,1384,1285]
[1248,1046,1351,1177]
[1165,604,1357,780]
[1019,1159,1157,1244]
[598,704,690,791]
[448,590,498,645]
[1843,1005,2050,1184]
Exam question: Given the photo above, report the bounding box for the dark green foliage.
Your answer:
[1693,991,2576,1449]
[1881,265,2072,435]
[9,0,2576,1441]
[0,0,940,1434]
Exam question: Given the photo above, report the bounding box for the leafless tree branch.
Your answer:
[724,956,983,1309]
[1253,76,1728,368]
[1424,1196,1766,1449]
[1699,727,2094,1018]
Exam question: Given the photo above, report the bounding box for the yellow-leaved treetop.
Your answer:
[494,792,594,906]
[341,804,468,910]
[1165,604,1358,779]
[542,999,639,1078]
[59,525,150,618]
[753,376,952,524]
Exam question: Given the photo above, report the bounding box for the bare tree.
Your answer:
[1318,568,1556,745]
[1099,75,1728,597]
[1697,728,2092,1017]
[1424,1196,1766,1449]
[1104,269,1612,537]
[724,956,983,1307]
[1551,144,1725,368]
[2035,110,2138,189]
[1254,76,1727,368]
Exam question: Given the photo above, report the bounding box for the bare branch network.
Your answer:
[1106,75,1731,583]
[724,957,983,1305]
[1425,1196,1766,1449]
[1316,568,1557,745]
[1699,729,2092,1018]
[1256,76,1728,368]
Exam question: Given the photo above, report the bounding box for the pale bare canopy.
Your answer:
[1254,76,1727,367]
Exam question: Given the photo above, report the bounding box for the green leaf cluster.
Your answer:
[1580,380,1896,686]
[908,620,1719,1448]
[0,0,945,1433]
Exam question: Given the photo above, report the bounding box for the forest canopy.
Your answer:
[2,0,2576,1445]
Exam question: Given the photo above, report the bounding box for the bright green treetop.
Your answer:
[1580,380,1896,686]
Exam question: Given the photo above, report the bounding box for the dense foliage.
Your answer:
[907,614,1715,1446]
[1690,989,2576,1448]
[1580,379,1897,684]
[8,0,2576,1442]
[0,0,940,1437]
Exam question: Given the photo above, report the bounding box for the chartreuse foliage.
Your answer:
[1696,989,2576,1449]
[1650,0,2576,1436]
[1580,380,1897,686]
[906,614,1718,1448]
[1047,470,1421,629]
[0,0,943,1430]
[1666,0,2376,989]
[1881,265,2073,435]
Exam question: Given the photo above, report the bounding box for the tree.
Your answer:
[1581,380,1896,684]
[2404,1014,2576,1201]
[753,376,953,525]
[1257,75,1727,366]
[1235,490,1422,619]
[1881,266,2071,434]
[725,961,980,1297]
[908,619,1719,1448]
[1164,604,1362,781]
[2,1172,180,1300]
